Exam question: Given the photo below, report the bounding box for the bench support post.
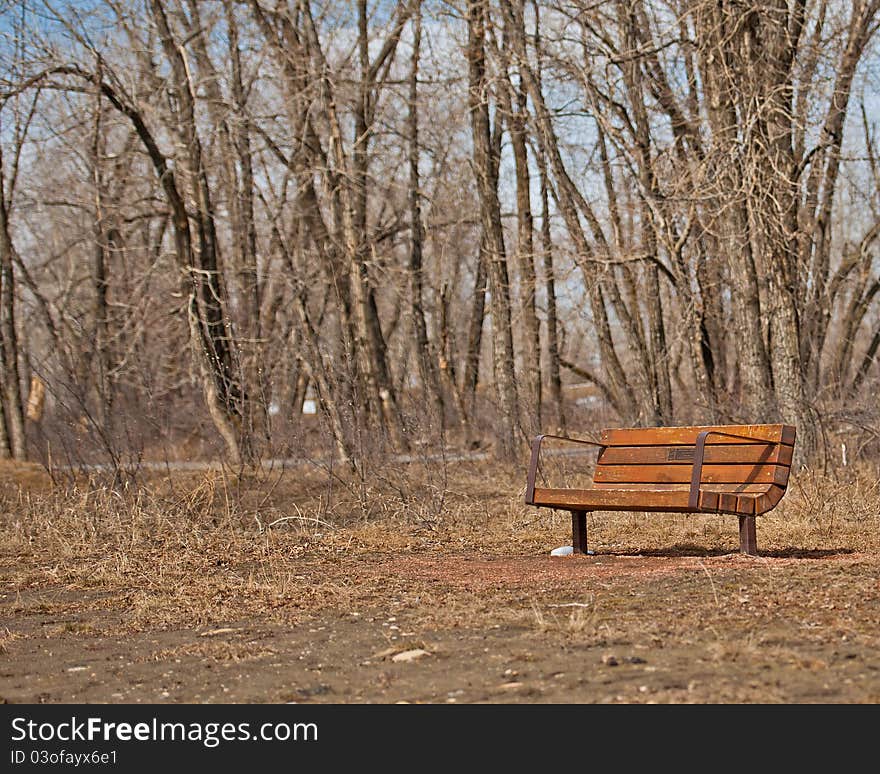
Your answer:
[571,510,588,554]
[739,515,757,556]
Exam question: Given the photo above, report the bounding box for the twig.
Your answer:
[697,559,720,608]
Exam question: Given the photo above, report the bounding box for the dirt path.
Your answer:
[4,551,879,704]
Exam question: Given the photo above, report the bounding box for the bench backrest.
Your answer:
[592,423,796,512]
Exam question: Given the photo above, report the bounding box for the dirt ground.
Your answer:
[2,457,880,704]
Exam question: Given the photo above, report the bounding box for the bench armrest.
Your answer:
[525,433,605,505]
[688,429,773,510]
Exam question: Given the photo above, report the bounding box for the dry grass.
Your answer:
[3,458,878,627]
[0,463,880,584]
[2,456,880,703]
[0,626,22,654]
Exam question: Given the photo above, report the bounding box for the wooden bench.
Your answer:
[525,424,796,556]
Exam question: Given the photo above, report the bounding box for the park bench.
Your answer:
[525,423,796,556]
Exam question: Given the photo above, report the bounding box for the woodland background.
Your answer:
[0,0,878,476]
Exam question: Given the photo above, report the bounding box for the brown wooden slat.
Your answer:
[597,444,792,466]
[772,467,792,488]
[677,490,760,515]
[754,485,787,514]
[532,487,717,512]
[717,492,739,512]
[700,491,719,511]
[593,463,789,485]
[692,485,788,515]
[531,486,786,516]
[704,487,789,515]
[599,424,795,447]
[591,482,772,492]
[736,495,756,515]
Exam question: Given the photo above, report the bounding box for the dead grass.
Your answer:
[0,626,22,654]
[2,457,880,703]
[2,460,878,629]
[529,598,599,636]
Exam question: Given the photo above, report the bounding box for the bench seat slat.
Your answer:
[593,463,790,486]
[531,487,732,512]
[597,444,792,466]
[531,485,786,515]
[753,485,787,514]
[532,487,702,512]
[600,424,795,447]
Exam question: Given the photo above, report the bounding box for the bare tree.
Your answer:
[467,0,522,457]
[0,142,27,460]
[0,0,877,472]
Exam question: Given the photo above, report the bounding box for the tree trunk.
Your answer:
[407,4,445,427]
[90,71,113,432]
[149,0,242,449]
[0,146,26,460]
[461,240,487,428]
[467,0,521,458]
[0,221,25,460]
[501,0,637,421]
[537,148,565,433]
[498,21,541,435]
[695,3,776,420]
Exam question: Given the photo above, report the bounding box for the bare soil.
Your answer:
[2,458,879,704]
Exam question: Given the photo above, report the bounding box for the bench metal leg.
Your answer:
[571,510,588,554]
[739,515,757,556]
